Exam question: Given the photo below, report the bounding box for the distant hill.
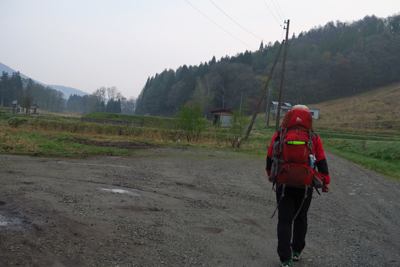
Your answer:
[0,62,88,98]
[0,62,30,79]
[46,84,89,98]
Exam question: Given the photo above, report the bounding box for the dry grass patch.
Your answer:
[310,82,400,131]
[0,125,38,153]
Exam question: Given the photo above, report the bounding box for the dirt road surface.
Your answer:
[1,147,399,266]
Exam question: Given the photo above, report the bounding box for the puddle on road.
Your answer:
[0,214,19,227]
[99,188,140,196]
[0,215,8,226]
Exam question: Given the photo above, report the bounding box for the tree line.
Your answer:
[0,72,65,112]
[135,14,400,117]
[65,87,136,115]
[0,71,136,115]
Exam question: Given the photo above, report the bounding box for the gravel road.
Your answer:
[0,146,399,267]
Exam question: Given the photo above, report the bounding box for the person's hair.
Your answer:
[292,104,309,111]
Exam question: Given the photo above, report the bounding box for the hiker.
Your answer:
[266,104,330,267]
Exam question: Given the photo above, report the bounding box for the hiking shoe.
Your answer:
[280,259,292,266]
[292,251,302,261]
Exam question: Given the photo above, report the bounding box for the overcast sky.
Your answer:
[1,0,399,99]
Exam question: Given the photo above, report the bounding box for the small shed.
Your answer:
[210,108,233,127]
[308,108,320,119]
[15,104,40,114]
[29,104,39,114]
[270,102,320,119]
[271,101,292,117]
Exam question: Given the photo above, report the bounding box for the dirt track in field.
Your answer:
[1,146,399,266]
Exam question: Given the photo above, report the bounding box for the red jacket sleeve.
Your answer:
[266,131,278,176]
[267,131,278,159]
[313,134,331,184]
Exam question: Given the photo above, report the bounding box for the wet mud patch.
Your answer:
[65,137,163,150]
[0,205,107,267]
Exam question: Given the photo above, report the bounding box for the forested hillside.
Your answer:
[0,72,65,112]
[135,14,400,118]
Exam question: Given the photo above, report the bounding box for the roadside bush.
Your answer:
[228,110,250,148]
[174,102,207,142]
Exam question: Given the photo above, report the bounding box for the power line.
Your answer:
[261,0,282,26]
[274,0,286,20]
[185,0,256,50]
[209,0,263,41]
[270,0,283,21]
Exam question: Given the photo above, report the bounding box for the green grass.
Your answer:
[322,138,400,182]
[316,129,400,141]
[313,128,400,182]
[0,131,139,158]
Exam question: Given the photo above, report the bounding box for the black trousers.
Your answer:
[275,185,313,262]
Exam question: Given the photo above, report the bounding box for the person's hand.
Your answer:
[322,183,330,193]
[268,177,274,183]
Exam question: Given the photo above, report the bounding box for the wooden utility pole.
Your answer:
[265,88,271,120]
[275,19,290,131]
[264,89,269,121]
[243,40,284,141]
[266,89,272,125]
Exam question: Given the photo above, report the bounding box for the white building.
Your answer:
[271,102,320,119]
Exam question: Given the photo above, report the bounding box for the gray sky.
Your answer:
[1,0,399,99]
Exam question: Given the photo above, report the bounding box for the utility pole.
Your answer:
[265,88,271,121]
[267,89,272,126]
[243,40,284,141]
[275,19,290,131]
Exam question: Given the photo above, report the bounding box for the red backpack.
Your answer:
[270,108,323,188]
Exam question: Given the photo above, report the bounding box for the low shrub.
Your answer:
[8,117,28,128]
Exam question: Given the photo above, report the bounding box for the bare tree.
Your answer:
[107,86,118,100]
[121,96,136,115]
[93,87,107,103]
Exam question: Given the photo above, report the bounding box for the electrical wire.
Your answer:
[262,0,282,26]
[274,0,286,20]
[270,0,283,21]
[185,0,256,50]
[209,0,263,41]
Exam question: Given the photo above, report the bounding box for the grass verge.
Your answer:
[323,138,400,182]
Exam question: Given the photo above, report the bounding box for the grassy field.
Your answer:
[1,82,400,182]
[310,82,400,132]
[0,112,270,157]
